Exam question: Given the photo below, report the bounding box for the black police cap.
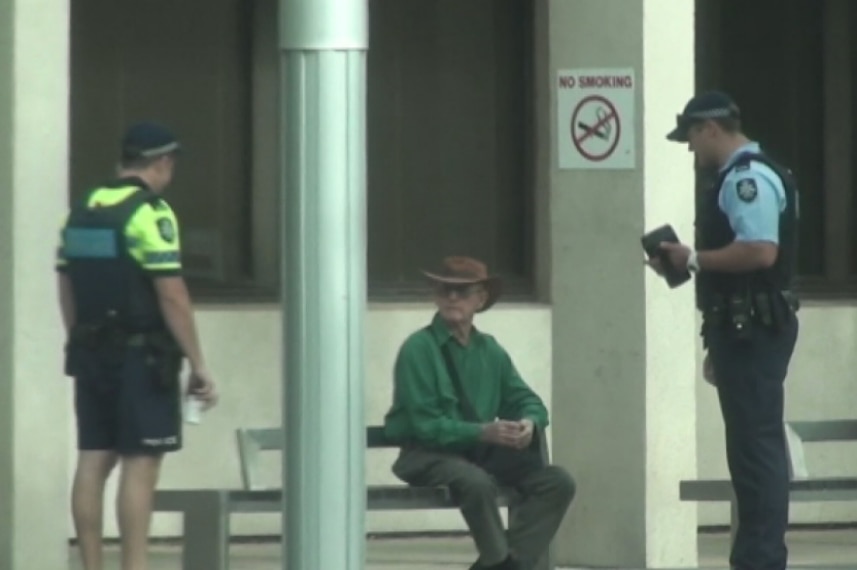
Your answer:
[666,91,741,143]
[121,122,181,160]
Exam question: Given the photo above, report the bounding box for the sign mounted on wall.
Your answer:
[557,68,636,170]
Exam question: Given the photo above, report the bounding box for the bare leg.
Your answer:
[72,450,119,570]
[116,454,164,570]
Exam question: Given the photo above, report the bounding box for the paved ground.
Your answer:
[67,529,857,569]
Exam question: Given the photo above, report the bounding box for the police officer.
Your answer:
[649,91,800,570]
[56,122,218,570]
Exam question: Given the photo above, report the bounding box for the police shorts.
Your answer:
[73,347,182,455]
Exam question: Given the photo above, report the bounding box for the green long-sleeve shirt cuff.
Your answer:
[436,420,482,445]
[521,410,549,429]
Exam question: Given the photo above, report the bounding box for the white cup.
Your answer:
[184,396,204,425]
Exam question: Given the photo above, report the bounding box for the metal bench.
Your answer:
[679,419,857,545]
[153,425,555,570]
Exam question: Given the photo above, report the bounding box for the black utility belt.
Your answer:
[65,326,183,387]
[702,290,798,336]
[68,324,179,353]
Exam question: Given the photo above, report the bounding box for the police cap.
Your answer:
[666,91,740,143]
[121,121,181,161]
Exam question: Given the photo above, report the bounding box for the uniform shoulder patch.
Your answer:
[736,178,758,203]
[156,217,176,243]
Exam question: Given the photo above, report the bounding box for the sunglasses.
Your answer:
[435,283,481,297]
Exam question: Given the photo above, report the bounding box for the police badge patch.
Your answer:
[736,178,758,202]
[157,217,176,243]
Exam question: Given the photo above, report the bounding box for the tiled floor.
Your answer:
[67,530,857,569]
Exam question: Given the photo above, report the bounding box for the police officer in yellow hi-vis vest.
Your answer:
[56,122,218,570]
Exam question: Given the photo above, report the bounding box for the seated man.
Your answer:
[383,256,575,570]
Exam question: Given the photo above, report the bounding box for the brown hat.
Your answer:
[421,256,502,313]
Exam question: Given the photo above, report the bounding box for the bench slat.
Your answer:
[680,477,857,501]
[366,426,400,448]
[154,484,520,513]
[241,428,281,451]
[239,426,404,451]
[787,420,857,443]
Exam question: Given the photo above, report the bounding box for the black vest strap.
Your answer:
[70,186,155,226]
[716,152,797,196]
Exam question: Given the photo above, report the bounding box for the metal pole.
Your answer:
[279,1,368,569]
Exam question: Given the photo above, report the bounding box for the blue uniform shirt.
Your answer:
[717,142,787,244]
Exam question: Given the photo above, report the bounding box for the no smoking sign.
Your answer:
[572,95,620,162]
[557,68,636,170]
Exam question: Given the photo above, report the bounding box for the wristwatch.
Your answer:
[687,250,701,273]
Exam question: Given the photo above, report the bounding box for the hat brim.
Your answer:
[666,125,689,143]
[422,271,502,313]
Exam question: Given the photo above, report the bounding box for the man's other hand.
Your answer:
[480,420,521,447]
[188,367,219,409]
[659,241,692,270]
[514,419,535,449]
[645,256,664,276]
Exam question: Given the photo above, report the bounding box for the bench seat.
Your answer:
[153,425,549,570]
[679,420,857,546]
[682,477,857,501]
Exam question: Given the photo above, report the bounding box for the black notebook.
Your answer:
[640,224,692,288]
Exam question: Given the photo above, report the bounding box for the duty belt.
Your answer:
[66,323,183,388]
[68,322,177,353]
[702,289,798,338]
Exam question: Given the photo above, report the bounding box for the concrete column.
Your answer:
[0,1,71,569]
[548,0,698,568]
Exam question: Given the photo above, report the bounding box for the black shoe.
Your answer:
[470,555,520,570]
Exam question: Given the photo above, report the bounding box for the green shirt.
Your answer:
[383,313,549,449]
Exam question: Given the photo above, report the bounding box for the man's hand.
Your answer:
[514,419,535,450]
[702,353,717,387]
[188,367,219,409]
[480,420,522,447]
[659,241,692,271]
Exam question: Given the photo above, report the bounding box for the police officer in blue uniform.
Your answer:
[57,122,218,570]
[650,91,800,570]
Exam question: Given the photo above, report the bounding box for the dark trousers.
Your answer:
[392,447,575,569]
[707,317,799,570]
